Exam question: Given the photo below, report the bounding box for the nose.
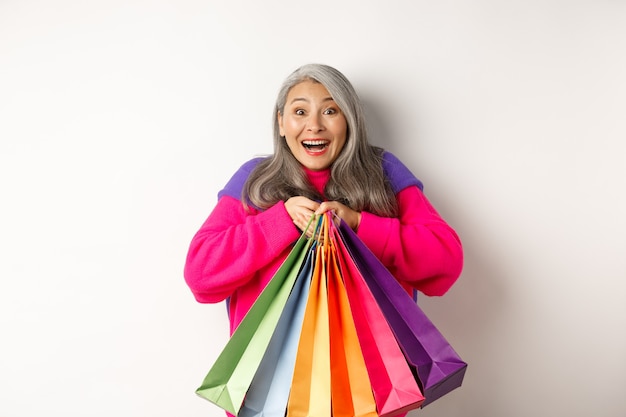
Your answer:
[306,113,325,132]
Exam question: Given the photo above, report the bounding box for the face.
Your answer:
[278,80,348,171]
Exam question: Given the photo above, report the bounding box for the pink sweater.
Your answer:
[184,156,463,334]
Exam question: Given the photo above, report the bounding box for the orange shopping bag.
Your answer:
[327,230,378,417]
[331,217,425,416]
[286,218,331,417]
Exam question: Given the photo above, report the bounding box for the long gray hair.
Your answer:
[243,63,398,217]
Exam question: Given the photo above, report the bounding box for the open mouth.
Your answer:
[302,140,329,152]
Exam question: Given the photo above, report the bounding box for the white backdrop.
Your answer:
[1,1,625,416]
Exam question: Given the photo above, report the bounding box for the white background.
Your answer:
[1,1,625,416]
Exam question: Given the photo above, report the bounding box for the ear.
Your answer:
[277,111,285,137]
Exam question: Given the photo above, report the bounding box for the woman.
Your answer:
[184,64,463,335]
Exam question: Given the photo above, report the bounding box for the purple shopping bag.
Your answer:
[338,221,467,406]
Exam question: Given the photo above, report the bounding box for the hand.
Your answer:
[315,201,362,231]
[285,196,320,235]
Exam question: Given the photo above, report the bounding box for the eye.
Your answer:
[323,107,337,115]
[295,109,305,116]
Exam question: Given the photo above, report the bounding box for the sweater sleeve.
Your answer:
[356,186,463,296]
[184,195,301,303]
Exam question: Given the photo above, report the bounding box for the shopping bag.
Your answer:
[330,222,425,416]
[338,220,467,407]
[195,231,312,415]
[287,223,332,417]
[326,221,378,417]
[238,244,315,417]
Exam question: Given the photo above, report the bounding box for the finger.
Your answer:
[303,200,321,212]
[296,211,316,231]
[315,201,334,215]
[292,196,319,210]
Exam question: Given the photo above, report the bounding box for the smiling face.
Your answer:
[278,80,348,171]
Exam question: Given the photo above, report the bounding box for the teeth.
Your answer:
[302,140,327,146]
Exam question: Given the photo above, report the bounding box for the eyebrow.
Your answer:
[289,96,335,105]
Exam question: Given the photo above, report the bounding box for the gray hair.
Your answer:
[272,63,367,164]
[244,64,397,217]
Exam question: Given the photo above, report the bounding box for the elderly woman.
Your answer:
[184,63,463,335]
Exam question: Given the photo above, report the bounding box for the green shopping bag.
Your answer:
[195,231,312,415]
[238,244,315,417]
